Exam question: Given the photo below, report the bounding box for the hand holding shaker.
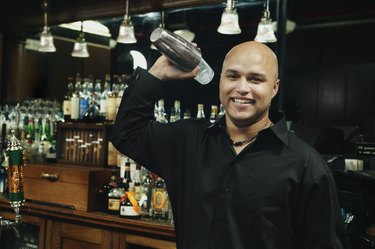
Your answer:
[150,27,214,85]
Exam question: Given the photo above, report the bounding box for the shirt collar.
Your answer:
[206,110,289,146]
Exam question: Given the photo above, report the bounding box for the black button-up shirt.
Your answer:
[111,68,350,249]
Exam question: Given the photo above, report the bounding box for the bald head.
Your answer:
[222,41,279,82]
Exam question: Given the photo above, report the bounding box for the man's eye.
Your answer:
[249,77,262,83]
[227,74,238,80]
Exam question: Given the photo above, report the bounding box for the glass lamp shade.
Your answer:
[174,29,195,42]
[38,27,56,52]
[117,19,137,44]
[254,16,277,43]
[217,8,241,35]
[71,37,90,58]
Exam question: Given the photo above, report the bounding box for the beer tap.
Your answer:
[0,130,25,238]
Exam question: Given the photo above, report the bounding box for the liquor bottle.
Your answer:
[218,104,225,117]
[133,163,142,201]
[22,134,33,163]
[140,168,153,217]
[209,105,218,123]
[44,117,52,142]
[103,165,118,210]
[169,107,176,123]
[1,123,7,152]
[79,78,90,120]
[27,117,35,141]
[183,109,191,119]
[156,99,168,123]
[82,100,102,122]
[122,161,132,192]
[94,79,102,107]
[119,182,141,218]
[196,104,205,120]
[107,184,125,215]
[107,83,118,122]
[100,74,111,120]
[107,141,118,168]
[0,165,6,194]
[62,77,74,122]
[151,177,169,220]
[70,77,81,121]
[174,100,181,121]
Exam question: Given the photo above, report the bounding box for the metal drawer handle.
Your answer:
[41,172,59,181]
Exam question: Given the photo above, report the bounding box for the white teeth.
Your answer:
[233,98,253,104]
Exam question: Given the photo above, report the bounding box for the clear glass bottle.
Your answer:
[174,100,181,121]
[210,105,218,123]
[140,168,153,217]
[100,74,111,120]
[196,104,205,120]
[156,99,168,123]
[151,177,169,220]
[107,79,118,122]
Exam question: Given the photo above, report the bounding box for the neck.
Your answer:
[226,116,272,144]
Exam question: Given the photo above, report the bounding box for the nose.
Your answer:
[236,77,250,94]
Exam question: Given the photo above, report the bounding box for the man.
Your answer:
[111,41,350,249]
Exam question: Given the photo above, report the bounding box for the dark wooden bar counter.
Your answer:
[0,195,176,249]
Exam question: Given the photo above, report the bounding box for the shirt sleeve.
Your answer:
[110,67,178,179]
[299,160,351,249]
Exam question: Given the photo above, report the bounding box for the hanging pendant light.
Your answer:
[71,21,90,58]
[117,0,137,44]
[254,0,277,43]
[38,0,56,52]
[151,11,165,50]
[217,0,241,35]
[174,11,195,42]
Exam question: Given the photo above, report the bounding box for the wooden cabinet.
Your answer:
[44,220,176,249]
[0,197,176,249]
[0,209,46,249]
[46,220,121,249]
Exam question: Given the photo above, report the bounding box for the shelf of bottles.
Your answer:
[0,99,62,194]
[1,72,226,225]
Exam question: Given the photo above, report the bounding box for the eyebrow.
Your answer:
[225,69,267,80]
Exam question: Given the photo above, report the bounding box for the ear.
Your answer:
[272,79,280,98]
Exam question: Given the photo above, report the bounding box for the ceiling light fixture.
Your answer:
[117,0,137,44]
[217,0,242,35]
[254,0,277,43]
[38,0,56,52]
[71,21,90,58]
[173,11,195,42]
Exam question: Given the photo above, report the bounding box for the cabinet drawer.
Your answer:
[24,163,111,211]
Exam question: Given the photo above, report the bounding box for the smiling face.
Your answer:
[219,41,280,128]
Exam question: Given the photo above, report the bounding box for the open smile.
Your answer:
[231,98,255,104]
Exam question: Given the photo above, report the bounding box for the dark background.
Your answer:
[1,0,375,141]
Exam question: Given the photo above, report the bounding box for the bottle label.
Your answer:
[70,97,79,120]
[120,206,140,217]
[153,190,167,210]
[79,99,89,119]
[100,99,108,114]
[108,97,117,121]
[63,100,71,115]
[108,198,120,211]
